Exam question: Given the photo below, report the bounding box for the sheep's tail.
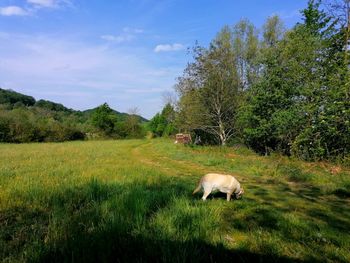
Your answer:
[192,182,202,195]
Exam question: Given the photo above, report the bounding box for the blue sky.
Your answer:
[0,0,308,118]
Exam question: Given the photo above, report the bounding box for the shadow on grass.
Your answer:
[38,233,306,263]
[222,180,350,262]
[0,206,49,261]
[31,181,304,263]
[332,187,350,198]
[1,178,314,263]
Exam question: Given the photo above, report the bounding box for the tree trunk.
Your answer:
[218,119,227,146]
[219,133,226,146]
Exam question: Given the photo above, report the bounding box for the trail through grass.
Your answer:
[0,139,349,262]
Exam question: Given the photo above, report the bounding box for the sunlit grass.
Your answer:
[1,139,349,262]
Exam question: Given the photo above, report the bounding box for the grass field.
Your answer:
[1,139,350,262]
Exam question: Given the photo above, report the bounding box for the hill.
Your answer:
[0,87,148,122]
[0,88,36,106]
[0,88,148,142]
[82,107,148,123]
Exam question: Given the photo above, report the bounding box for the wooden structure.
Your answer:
[175,133,192,144]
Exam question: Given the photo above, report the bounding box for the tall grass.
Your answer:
[1,139,349,262]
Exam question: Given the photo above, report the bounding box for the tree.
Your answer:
[172,1,349,159]
[35,99,72,112]
[232,19,260,90]
[149,103,176,137]
[291,0,350,160]
[238,14,320,155]
[124,107,145,138]
[91,103,116,135]
[0,112,10,142]
[302,0,333,36]
[176,26,241,145]
[262,15,285,47]
[324,0,350,62]
[239,2,350,160]
[0,88,35,106]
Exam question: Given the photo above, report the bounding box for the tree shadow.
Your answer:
[1,178,315,263]
[307,209,350,232]
[0,206,48,260]
[222,180,350,262]
[332,188,350,198]
[38,233,307,263]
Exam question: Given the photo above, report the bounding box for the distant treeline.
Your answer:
[0,88,147,143]
[150,0,350,162]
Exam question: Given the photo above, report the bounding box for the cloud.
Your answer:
[154,43,185,53]
[101,34,135,43]
[101,27,144,44]
[27,0,56,8]
[125,87,171,94]
[0,32,183,118]
[123,27,144,34]
[0,0,72,17]
[27,0,72,9]
[0,6,29,16]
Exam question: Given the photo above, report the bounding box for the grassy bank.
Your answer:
[0,139,349,262]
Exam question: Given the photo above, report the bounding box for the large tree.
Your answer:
[232,19,260,90]
[239,1,350,159]
[176,26,241,145]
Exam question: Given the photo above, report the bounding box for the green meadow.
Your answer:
[1,139,349,262]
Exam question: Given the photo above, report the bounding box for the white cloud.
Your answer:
[27,0,56,8]
[123,27,144,34]
[0,6,29,16]
[154,43,185,53]
[0,1,71,17]
[27,0,72,9]
[125,87,171,94]
[101,34,135,43]
[101,27,143,44]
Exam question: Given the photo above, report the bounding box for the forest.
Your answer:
[0,88,147,143]
[151,0,350,162]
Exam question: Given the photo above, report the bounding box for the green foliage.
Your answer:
[0,92,148,142]
[175,27,244,145]
[238,22,311,155]
[0,85,150,142]
[0,88,35,106]
[0,108,85,143]
[173,0,349,161]
[91,103,116,136]
[149,113,166,137]
[262,15,285,47]
[301,0,333,37]
[149,103,176,137]
[123,115,146,139]
[35,99,72,112]
[290,0,349,160]
[84,105,147,139]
